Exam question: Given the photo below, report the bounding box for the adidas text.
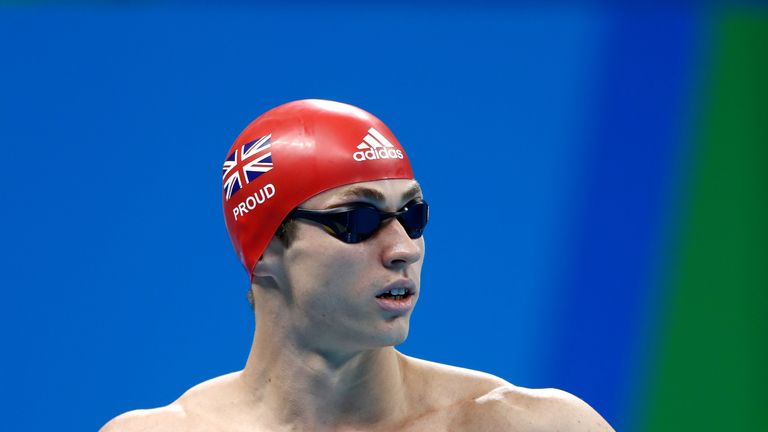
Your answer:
[353,147,404,162]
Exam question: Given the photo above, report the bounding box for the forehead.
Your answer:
[301,179,422,209]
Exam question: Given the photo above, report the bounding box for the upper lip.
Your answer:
[375,279,417,297]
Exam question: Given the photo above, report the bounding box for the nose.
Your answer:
[377,217,423,269]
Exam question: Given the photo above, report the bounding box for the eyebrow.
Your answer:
[334,182,423,206]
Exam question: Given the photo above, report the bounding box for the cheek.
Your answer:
[304,254,361,293]
[284,232,372,307]
[290,251,378,332]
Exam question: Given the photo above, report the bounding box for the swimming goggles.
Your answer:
[286,200,429,244]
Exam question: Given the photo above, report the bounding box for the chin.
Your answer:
[374,318,410,347]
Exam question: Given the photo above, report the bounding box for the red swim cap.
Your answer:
[222,99,415,276]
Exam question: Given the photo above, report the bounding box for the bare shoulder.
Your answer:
[456,385,615,432]
[100,372,243,432]
[398,353,613,431]
[529,388,615,431]
[99,404,190,432]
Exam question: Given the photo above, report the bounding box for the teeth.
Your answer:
[389,287,407,296]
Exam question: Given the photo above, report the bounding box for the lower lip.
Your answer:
[375,294,416,313]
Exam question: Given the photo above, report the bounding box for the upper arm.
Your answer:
[100,405,187,432]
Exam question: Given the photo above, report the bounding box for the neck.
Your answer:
[240,322,410,430]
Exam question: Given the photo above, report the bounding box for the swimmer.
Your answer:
[101,100,615,431]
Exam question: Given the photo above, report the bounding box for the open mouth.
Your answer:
[375,287,413,301]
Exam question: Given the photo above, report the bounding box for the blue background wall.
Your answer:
[0,4,716,430]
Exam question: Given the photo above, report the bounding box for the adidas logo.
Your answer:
[353,127,404,162]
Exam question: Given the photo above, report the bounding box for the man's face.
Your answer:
[274,179,425,353]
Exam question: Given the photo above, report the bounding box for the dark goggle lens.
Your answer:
[396,201,428,239]
[345,206,382,242]
[348,206,382,233]
[347,201,428,242]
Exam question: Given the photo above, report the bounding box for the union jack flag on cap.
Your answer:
[222,134,273,201]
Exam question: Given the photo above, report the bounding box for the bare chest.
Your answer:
[186,404,482,432]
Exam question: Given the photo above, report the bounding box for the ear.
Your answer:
[251,235,287,280]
